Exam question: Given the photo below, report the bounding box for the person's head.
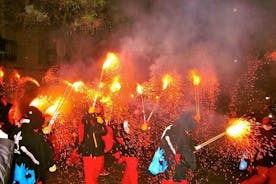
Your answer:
[88,102,104,115]
[22,106,45,130]
[174,111,196,132]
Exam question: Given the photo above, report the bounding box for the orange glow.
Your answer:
[190,70,201,86]
[136,84,143,95]
[162,74,173,90]
[46,97,64,115]
[99,82,104,88]
[0,68,4,78]
[21,77,40,86]
[100,96,113,107]
[226,119,251,139]
[110,77,121,93]
[30,95,50,111]
[14,71,20,79]
[65,80,85,92]
[102,52,119,70]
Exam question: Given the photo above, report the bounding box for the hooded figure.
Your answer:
[78,103,107,184]
[12,106,55,184]
[160,111,197,183]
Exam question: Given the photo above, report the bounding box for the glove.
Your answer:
[113,151,121,160]
[96,116,104,124]
[49,164,57,172]
[175,153,181,164]
[42,125,52,134]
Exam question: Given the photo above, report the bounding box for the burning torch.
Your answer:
[146,74,173,122]
[42,81,84,134]
[190,70,201,121]
[194,118,251,151]
[0,67,4,85]
[92,52,119,108]
[137,83,146,122]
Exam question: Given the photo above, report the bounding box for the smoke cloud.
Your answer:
[115,0,276,84]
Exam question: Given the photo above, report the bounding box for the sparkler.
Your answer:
[0,67,4,85]
[92,52,119,108]
[147,74,172,122]
[110,76,121,93]
[190,70,201,121]
[136,83,146,122]
[194,118,251,151]
[48,81,84,126]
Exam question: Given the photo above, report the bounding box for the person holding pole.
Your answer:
[78,102,107,184]
[159,111,197,184]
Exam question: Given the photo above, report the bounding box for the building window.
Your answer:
[0,37,17,62]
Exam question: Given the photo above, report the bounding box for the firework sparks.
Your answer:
[195,118,251,150]
[102,52,119,70]
[162,74,173,90]
[110,76,121,93]
[0,68,3,78]
[147,74,173,122]
[191,72,201,86]
[14,71,20,79]
[136,84,143,95]
[93,52,120,107]
[0,67,4,85]
[190,69,201,121]
[65,80,85,93]
[30,95,51,111]
[136,83,146,123]
[226,119,251,139]
[46,97,65,116]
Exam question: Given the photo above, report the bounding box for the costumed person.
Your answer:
[100,115,115,176]
[0,129,14,184]
[11,106,56,184]
[78,102,107,184]
[241,115,276,184]
[159,111,197,184]
[114,120,139,184]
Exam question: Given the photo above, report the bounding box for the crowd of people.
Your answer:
[1,85,276,184]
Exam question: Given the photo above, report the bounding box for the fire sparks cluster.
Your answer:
[0,50,275,183]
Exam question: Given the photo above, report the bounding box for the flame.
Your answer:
[66,80,85,92]
[64,80,85,92]
[110,76,121,93]
[226,119,251,139]
[0,68,4,78]
[14,71,20,79]
[100,96,113,107]
[102,52,119,70]
[30,95,50,111]
[190,70,201,86]
[20,77,40,86]
[72,81,84,91]
[162,74,173,90]
[46,97,64,115]
[136,84,143,95]
[99,82,104,88]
